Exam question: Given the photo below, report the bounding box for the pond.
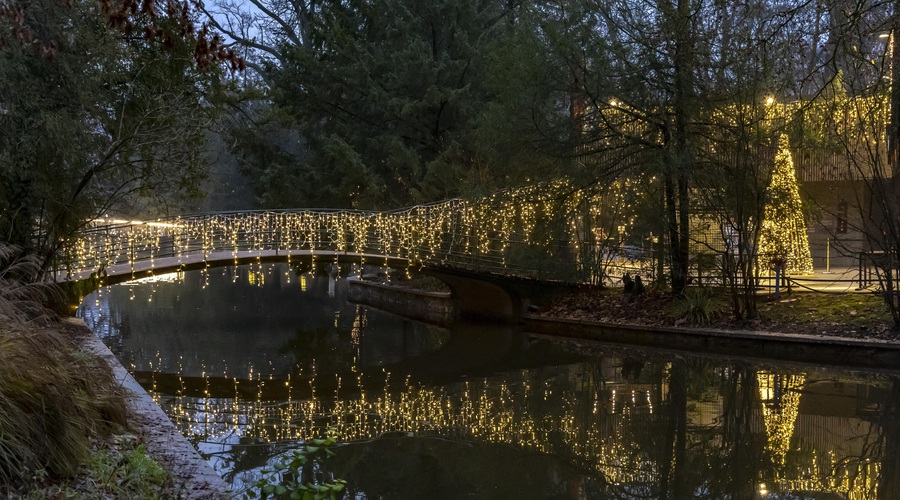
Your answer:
[78,263,900,499]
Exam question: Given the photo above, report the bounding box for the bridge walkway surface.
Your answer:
[61,249,409,285]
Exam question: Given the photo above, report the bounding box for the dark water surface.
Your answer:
[78,263,900,499]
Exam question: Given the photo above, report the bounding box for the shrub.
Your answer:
[20,441,173,499]
[0,243,136,495]
[0,244,59,324]
[675,288,717,326]
[82,442,170,497]
[248,437,346,500]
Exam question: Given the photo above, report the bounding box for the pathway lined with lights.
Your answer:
[62,249,409,283]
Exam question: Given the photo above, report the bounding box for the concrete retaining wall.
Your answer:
[347,279,457,325]
[72,318,230,499]
[523,315,900,370]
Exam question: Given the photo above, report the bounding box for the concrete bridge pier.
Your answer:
[424,268,526,324]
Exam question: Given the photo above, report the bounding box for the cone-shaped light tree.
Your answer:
[758,134,814,274]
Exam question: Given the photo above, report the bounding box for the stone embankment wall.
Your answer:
[73,318,230,499]
[347,279,457,325]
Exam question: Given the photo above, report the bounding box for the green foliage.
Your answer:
[220,102,315,209]
[247,437,346,500]
[272,0,503,207]
[674,288,718,326]
[226,0,559,209]
[75,442,169,498]
[0,0,221,262]
[20,442,172,499]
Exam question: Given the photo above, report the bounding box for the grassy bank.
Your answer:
[0,245,178,497]
[0,321,182,498]
[538,287,897,340]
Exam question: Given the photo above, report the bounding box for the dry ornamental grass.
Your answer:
[0,244,136,494]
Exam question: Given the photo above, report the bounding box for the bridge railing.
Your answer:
[65,203,591,283]
[71,205,854,289]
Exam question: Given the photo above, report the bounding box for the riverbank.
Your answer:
[536,287,898,341]
[74,319,230,499]
[355,275,898,342]
[0,317,228,499]
[13,278,893,497]
[346,278,900,369]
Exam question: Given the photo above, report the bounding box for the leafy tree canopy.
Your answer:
[0,0,230,265]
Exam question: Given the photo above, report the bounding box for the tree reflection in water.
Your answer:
[133,351,897,498]
[78,264,900,498]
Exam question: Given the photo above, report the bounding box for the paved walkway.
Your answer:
[781,266,869,293]
[61,249,410,283]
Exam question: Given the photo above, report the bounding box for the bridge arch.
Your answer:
[65,202,584,320]
[423,267,525,323]
[74,249,528,323]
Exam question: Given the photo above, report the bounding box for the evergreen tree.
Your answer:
[268,0,522,209]
[214,0,559,209]
[758,134,814,274]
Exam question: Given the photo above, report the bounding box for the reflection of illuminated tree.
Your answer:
[757,371,805,469]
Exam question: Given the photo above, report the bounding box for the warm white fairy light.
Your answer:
[757,371,806,468]
[758,134,815,275]
[68,182,612,282]
[149,362,879,497]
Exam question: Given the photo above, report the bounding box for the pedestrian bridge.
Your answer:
[66,186,597,321]
[66,177,867,311]
[68,189,583,279]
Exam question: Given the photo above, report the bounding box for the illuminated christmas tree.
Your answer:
[758,134,814,274]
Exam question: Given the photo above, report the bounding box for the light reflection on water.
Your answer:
[79,263,900,499]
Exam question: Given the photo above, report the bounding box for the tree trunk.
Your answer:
[890,0,900,174]
[879,378,900,499]
[667,0,694,296]
[659,361,688,499]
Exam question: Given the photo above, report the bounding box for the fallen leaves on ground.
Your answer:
[536,288,900,342]
[540,289,676,327]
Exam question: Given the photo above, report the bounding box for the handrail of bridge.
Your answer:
[68,207,867,290]
[73,184,857,288]
[78,191,535,233]
[65,193,595,283]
